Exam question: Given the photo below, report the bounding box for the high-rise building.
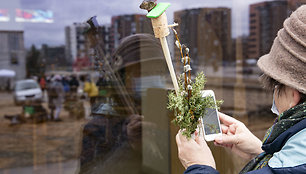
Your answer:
[0,0,25,90]
[288,0,306,11]
[110,14,153,51]
[247,0,306,59]
[65,23,111,71]
[65,23,89,65]
[0,30,26,80]
[65,15,153,71]
[41,44,66,70]
[174,8,232,72]
[248,1,288,59]
[97,24,111,56]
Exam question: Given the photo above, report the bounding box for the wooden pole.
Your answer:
[151,12,179,95]
[160,37,179,94]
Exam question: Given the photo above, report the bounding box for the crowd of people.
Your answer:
[35,73,109,122]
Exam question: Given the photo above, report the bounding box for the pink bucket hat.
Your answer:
[257,5,306,94]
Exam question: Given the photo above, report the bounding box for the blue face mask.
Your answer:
[271,91,280,116]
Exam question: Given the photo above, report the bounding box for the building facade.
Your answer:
[288,0,306,10]
[247,0,306,59]
[248,1,288,59]
[65,22,112,71]
[110,14,153,51]
[174,8,232,73]
[65,23,89,65]
[97,24,111,56]
[41,44,66,71]
[0,30,26,80]
[65,14,154,71]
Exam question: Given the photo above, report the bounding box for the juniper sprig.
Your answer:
[168,28,222,138]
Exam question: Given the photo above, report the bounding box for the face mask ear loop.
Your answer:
[271,85,280,116]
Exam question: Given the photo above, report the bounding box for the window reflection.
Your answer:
[0,0,305,174]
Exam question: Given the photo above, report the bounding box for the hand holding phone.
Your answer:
[200,90,222,141]
[214,112,263,159]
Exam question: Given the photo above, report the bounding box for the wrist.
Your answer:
[250,142,264,159]
[253,148,264,156]
[188,160,216,169]
[185,164,219,174]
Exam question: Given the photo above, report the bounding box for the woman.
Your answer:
[176,5,306,174]
[79,33,168,174]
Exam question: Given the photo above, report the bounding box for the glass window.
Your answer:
[0,1,305,174]
[8,33,20,51]
[10,52,18,64]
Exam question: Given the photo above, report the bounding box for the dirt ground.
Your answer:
[0,91,275,173]
[0,92,87,169]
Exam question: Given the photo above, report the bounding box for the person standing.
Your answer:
[39,76,46,95]
[69,74,80,98]
[48,75,65,121]
[83,76,99,107]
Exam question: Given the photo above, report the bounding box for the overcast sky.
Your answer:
[0,0,274,48]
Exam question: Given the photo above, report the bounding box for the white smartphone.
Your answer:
[200,90,222,141]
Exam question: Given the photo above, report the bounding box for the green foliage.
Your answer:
[169,28,223,138]
[167,72,223,138]
[26,45,45,77]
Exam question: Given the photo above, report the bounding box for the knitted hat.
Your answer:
[257,5,306,94]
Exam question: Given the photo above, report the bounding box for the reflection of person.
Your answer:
[79,33,167,174]
[39,76,46,92]
[48,75,65,121]
[62,76,70,93]
[69,75,79,99]
[83,76,99,107]
[69,75,79,93]
[176,5,306,174]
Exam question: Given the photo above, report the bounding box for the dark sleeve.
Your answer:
[79,120,108,167]
[184,165,220,174]
[247,164,306,174]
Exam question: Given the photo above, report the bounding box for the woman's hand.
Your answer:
[214,112,264,160]
[126,115,142,149]
[176,130,216,169]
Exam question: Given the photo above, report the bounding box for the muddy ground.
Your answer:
[0,91,275,172]
[0,92,87,169]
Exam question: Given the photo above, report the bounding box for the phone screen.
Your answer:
[202,97,221,135]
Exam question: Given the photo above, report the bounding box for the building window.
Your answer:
[9,33,20,51]
[10,52,18,65]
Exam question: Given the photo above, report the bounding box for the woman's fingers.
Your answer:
[218,112,239,126]
[221,124,229,134]
[195,132,206,148]
[214,141,232,149]
[176,130,182,144]
[229,124,237,134]
[176,130,188,145]
[215,134,239,145]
